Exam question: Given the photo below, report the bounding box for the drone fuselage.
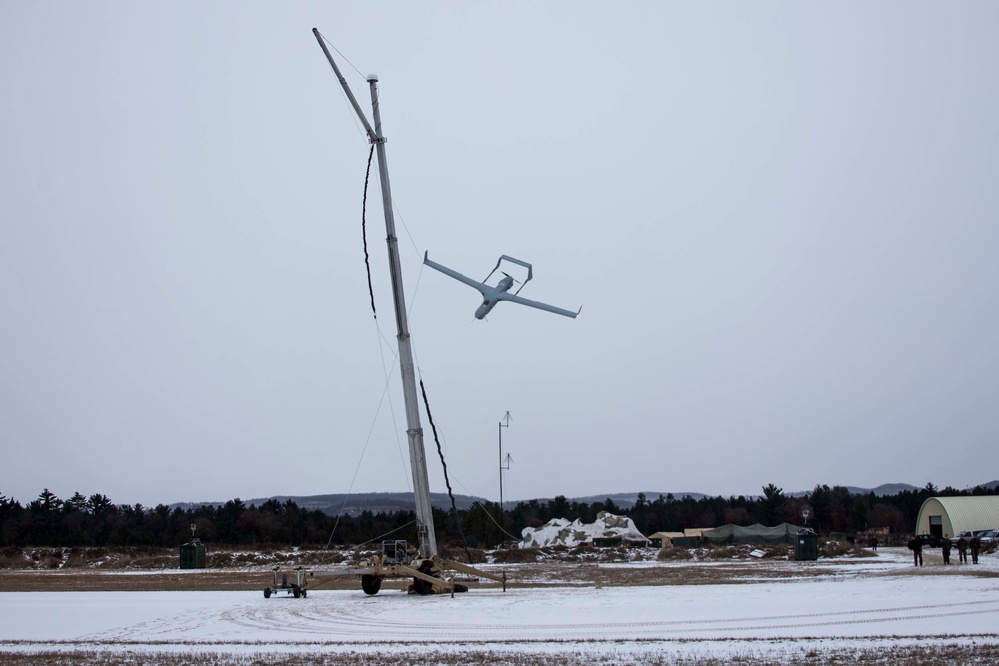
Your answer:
[474,275,516,319]
[423,251,579,320]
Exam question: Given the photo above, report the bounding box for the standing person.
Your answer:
[942,536,952,564]
[970,535,981,564]
[957,535,968,564]
[871,535,879,551]
[908,537,923,566]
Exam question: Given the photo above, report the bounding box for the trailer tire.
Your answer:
[264,588,272,599]
[413,563,435,595]
[293,585,301,599]
[361,574,382,595]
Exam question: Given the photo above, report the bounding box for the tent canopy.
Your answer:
[700,523,804,545]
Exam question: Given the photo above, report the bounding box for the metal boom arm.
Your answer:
[312,29,438,557]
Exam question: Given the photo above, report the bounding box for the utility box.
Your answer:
[795,531,818,561]
[179,538,207,569]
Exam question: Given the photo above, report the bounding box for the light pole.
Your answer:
[498,411,512,548]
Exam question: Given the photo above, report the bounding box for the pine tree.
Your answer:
[65,492,88,514]
[760,484,786,525]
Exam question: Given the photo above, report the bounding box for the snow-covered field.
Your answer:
[2,548,998,664]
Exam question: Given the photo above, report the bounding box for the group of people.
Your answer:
[907,534,983,566]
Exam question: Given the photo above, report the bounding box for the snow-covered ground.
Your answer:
[2,548,998,663]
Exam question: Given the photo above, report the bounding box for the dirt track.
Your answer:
[2,543,996,593]
[0,562,794,593]
[0,549,826,592]
[4,553,996,594]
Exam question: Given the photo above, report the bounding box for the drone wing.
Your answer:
[423,251,490,297]
[496,291,581,319]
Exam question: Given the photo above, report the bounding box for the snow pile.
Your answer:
[518,512,649,548]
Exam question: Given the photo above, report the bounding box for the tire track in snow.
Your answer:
[216,597,999,641]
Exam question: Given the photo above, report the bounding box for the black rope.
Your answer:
[362,144,377,318]
[419,378,474,563]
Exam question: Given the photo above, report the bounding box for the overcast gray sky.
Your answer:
[2,2,998,508]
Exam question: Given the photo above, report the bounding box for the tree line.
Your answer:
[2,483,996,549]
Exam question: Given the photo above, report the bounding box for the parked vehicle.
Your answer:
[913,533,942,548]
[951,530,976,544]
[950,529,995,546]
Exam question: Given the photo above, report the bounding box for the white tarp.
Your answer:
[518,512,649,548]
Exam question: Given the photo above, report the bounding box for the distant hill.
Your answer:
[566,486,926,506]
[173,481,999,516]
[788,483,920,498]
[791,481,999,497]
[862,483,920,496]
[171,492,488,517]
[533,491,707,509]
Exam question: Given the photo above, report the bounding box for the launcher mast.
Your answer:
[313,28,437,558]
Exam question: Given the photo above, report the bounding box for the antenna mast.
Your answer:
[498,411,512,548]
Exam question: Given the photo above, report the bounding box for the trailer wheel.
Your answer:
[413,563,435,595]
[293,585,301,599]
[264,588,272,599]
[361,574,382,595]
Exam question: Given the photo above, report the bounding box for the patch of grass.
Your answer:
[492,547,542,564]
[437,545,487,563]
[819,541,875,558]
[657,547,693,561]
[2,643,999,665]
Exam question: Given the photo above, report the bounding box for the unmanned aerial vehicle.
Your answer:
[424,252,581,320]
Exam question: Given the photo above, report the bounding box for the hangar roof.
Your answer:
[919,496,999,533]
